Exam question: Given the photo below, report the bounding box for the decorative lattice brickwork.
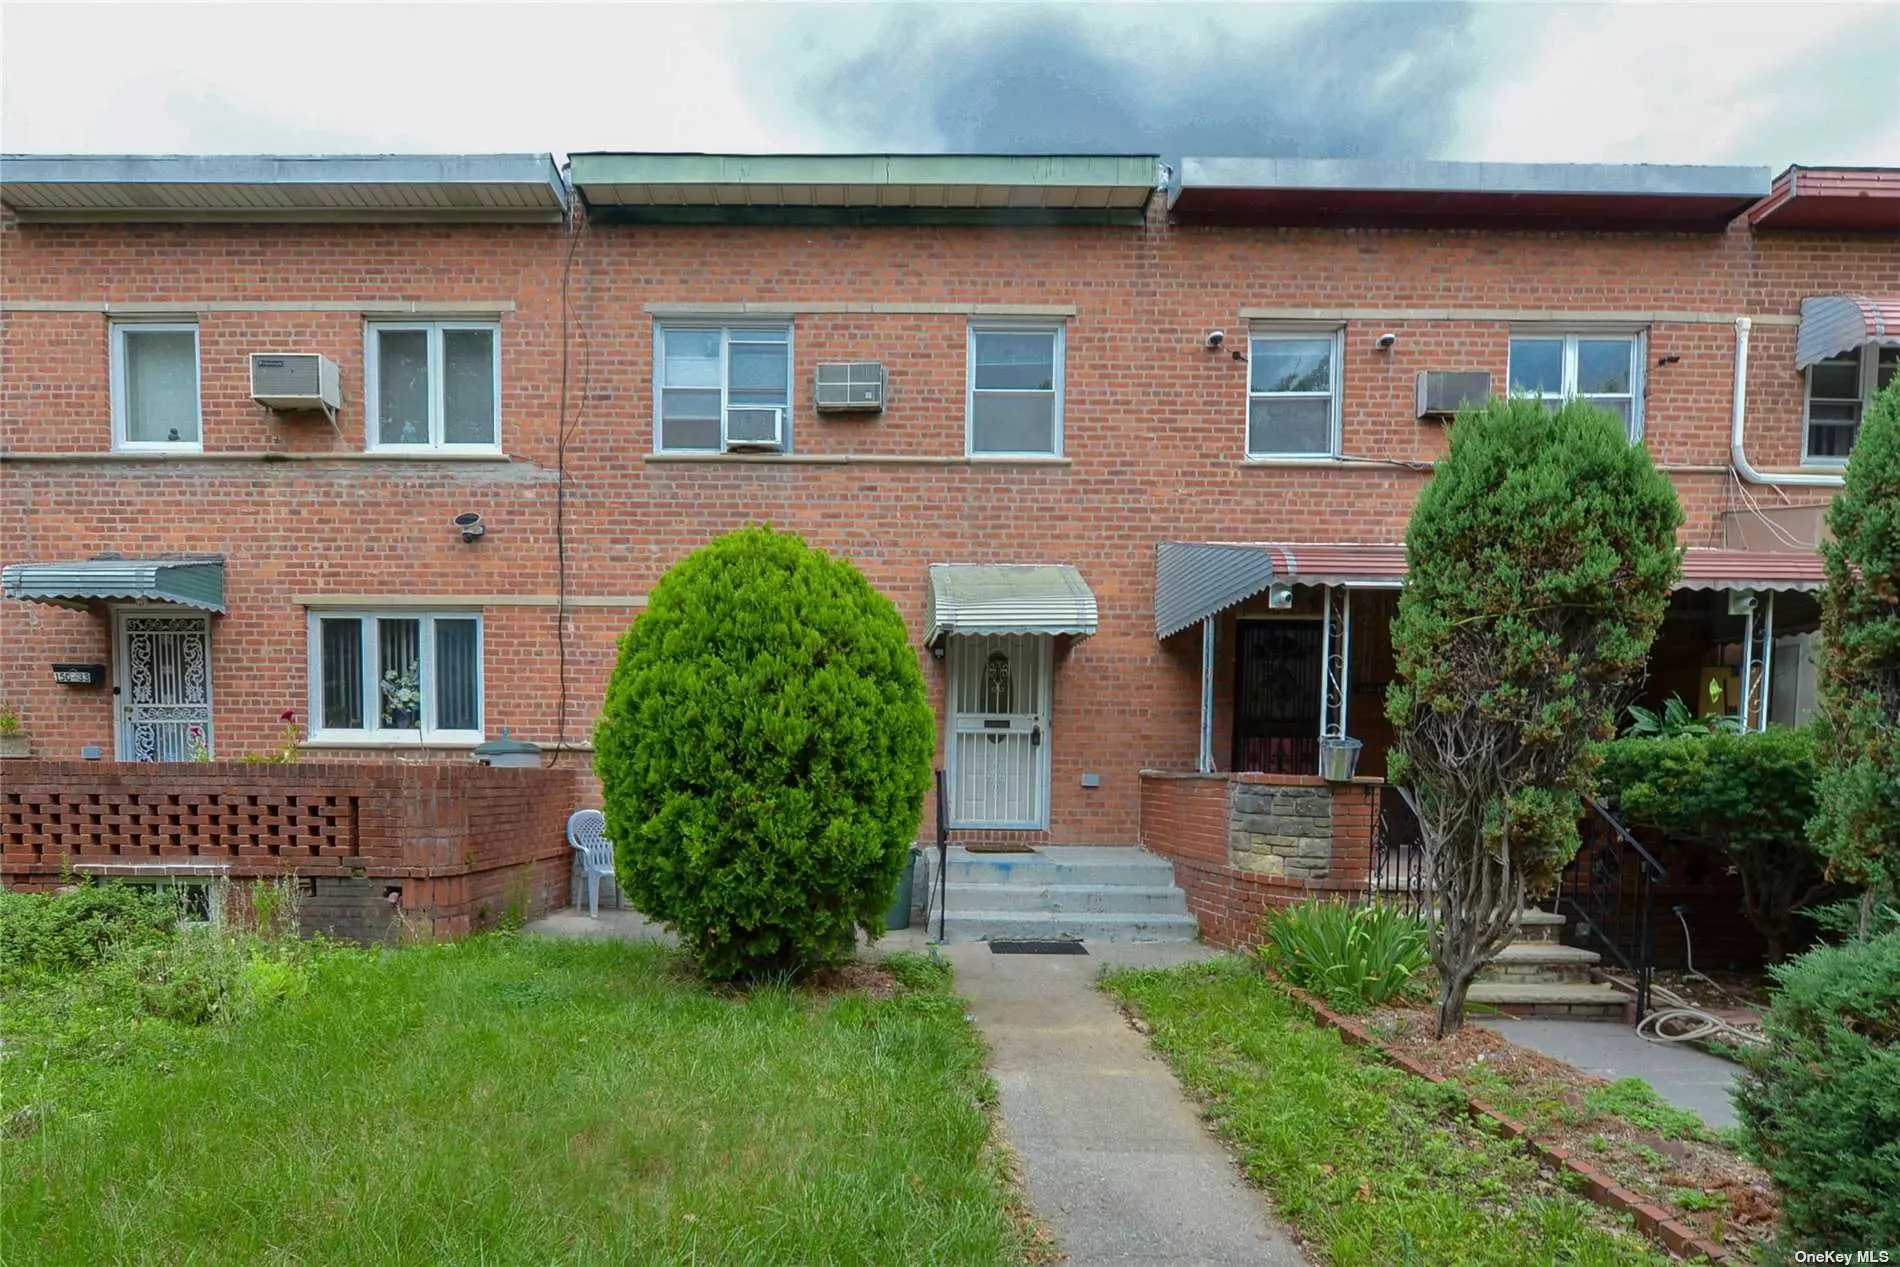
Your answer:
[1,788,358,860]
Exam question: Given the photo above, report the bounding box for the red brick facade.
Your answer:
[4,185,1896,853]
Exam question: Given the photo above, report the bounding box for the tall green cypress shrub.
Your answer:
[594,526,934,979]
[1386,396,1682,1035]
[1809,377,1900,931]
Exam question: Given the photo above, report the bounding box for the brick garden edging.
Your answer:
[1272,977,1731,1263]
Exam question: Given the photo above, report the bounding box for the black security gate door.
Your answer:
[1232,620,1322,775]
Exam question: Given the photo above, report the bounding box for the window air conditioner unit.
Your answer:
[250,353,342,413]
[1415,370,1491,421]
[724,406,786,451]
[814,362,886,412]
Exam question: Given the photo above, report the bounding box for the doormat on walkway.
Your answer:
[989,940,1088,955]
[963,843,1038,854]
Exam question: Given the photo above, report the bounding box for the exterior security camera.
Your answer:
[1204,330,1226,350]
[1375,333,1398,350]
[454,511,485,544]
[1268,582,1294,610]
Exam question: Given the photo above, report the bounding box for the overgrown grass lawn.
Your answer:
[1103,957,1672,1267]
[3,937,1027,1265]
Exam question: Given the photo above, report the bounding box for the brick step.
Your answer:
[1513,907,1568,944]
[941,882,1190,915]
[1479,941,1601,985]
[1468,980,1630,1021]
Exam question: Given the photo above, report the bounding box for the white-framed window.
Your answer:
[115,878,220,927]
[111,322,202,451]
[1805,344,1898,464]
[1247,328,1342,457]
[654,322,793,453]
[365,321,501,452]
[1508,331,1646,440]
[306,610,483,744]
[967,322,1064,457]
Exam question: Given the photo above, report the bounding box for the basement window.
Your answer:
[1805,344,1899,464]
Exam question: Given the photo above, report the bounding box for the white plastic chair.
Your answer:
[566,809,616,918]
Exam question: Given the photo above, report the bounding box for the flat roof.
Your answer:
[1171,157,1773,231]
[0,154,568,223]
[569,153,1158,226]
[1749,166,1900,232]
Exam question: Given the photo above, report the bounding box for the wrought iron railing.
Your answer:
[1554,800,1667,1020]
[1366,784,1429,915]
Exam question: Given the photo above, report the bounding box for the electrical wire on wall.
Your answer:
[549,173,593,766]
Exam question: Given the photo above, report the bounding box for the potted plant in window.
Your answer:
[0,706,30,759]
[381,667,422,731]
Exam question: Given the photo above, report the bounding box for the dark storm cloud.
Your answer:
[790,3,1480,160]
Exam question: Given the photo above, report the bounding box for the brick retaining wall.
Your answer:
[1,760,579,940]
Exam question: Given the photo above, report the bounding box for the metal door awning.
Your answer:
[926,564,1097,647]
[1795,294,1900,369]
[1,557,226,613]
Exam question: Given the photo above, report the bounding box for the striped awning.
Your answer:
[1795,294,1900,369]
[1154,541,1826,637]
[1,557,226,612]
[926,564,1098,646]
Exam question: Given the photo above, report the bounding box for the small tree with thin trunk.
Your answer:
[1386,396,1682,1036]
[1809,376,1900,935]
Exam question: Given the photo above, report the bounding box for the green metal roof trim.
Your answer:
[1,557,226,613]
[571,153,1158,226]
[926,564,1099,646]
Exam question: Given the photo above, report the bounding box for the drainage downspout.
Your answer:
[1729,316,1846,489]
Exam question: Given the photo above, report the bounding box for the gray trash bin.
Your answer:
[886,848,921,930]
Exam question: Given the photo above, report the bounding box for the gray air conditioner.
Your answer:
[1415,370,1492,421]
[724,406,785,451]
[813,361,886,412]
[250,353,342,413]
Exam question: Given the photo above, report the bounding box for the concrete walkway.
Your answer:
[1490,1018,1742,1130]
[943,940,1309,1266]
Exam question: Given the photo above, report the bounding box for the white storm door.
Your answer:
[115,610,214,761]
[947,633,1052,829]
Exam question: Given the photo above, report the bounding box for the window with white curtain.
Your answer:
[365,322,501,451]
[967,323,1064,456]
[1508,332,1645,440]
[1805,344,1899,463]
[112,322,202,451]
[307,611,483,743]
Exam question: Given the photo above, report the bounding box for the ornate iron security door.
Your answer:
[1232,619,1323,774]
[116,612,213,761]
[947,634,1051,828]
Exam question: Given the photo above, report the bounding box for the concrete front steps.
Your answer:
[1472,908,1629,1020]
[936,845,1200,944]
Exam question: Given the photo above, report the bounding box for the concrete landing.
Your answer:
[1490,1017,1742,1131]
[944,941,1308,1266]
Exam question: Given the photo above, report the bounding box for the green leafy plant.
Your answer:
[1386,395,1682,1034]
[1810,376,1900,936]
[237,710,302,765]
[1734,928,1900,1252]
[0,885,181,983]
[0,706,22,736]
[1623,690,1741,739]
[1259,900,1432,1010]
[1596,727,1828,960]
[1671,1189,1728,1214]
[594,525,934,980]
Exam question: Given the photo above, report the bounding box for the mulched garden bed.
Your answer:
[1364,1005,1778,1259]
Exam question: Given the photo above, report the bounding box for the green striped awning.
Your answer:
[1,557,225,613]
[926,564,1097,647]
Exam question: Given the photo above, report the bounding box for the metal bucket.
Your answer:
[1318,737,1364,782]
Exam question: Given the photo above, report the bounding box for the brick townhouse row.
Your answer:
[1,152,1896,852]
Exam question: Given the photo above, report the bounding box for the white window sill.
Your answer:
[645,452,1073,467]
[300,736,485,750]
[365,447,505,459]
[2,451,514,464]
[114,444,204,455]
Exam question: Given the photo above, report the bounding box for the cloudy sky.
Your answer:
[2,1,1896,170]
